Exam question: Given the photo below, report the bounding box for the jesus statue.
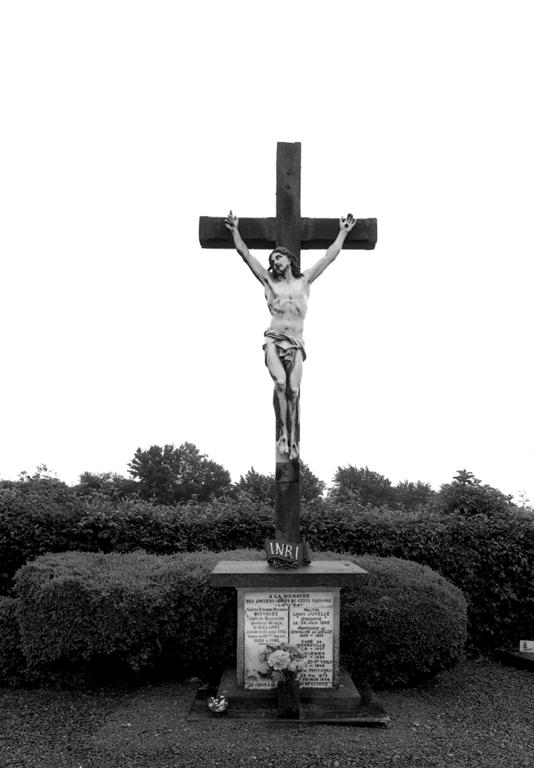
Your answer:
[224,211,357,461]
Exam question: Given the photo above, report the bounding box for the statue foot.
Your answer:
[277,435,289,456]
[289,441,299,460]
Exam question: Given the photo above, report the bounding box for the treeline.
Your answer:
[6,442,523,517]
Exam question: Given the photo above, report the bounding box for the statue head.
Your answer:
[268,247,302,279]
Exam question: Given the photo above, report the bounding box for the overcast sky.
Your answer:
[1,1,533,502]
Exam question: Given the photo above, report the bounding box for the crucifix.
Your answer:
[199,142,377,565]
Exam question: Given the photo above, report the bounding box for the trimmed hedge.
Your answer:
[13,549,237,686]
[8,549,466,689]
[340,555,467,687]
[2,487,533,651]
[0,490,274,594]
[305,506,534,651]
[0,479,92,596]
[0,597,26,686]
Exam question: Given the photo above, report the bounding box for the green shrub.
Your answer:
[421,512,534,650]
[338,554,467,687]
[0,478,89,594]
[0,492,275,594]
[0,597,26,686]
[14,550,240,685]
[302,503,534,651]
[2,485,532,653]
[12,549,466,688]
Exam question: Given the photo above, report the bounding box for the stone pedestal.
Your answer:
[188,560,389,725]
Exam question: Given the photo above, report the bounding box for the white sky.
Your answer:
[1,1,533,502]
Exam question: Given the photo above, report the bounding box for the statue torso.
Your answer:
[264,275,310,339]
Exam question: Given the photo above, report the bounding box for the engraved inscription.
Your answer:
[243,591,334,689]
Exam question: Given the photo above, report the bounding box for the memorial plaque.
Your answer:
[241,590,337,689]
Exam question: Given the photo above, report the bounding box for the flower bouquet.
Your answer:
[259,643,307,683]
[259,643,306,719]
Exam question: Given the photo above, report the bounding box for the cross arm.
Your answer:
[199,216,277,250]
[198,216,377,251]
[300,218,377,250]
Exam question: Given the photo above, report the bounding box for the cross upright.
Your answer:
[199,142,377,566]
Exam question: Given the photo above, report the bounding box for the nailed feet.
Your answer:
[277,434,289,456]
[277,433,300,460]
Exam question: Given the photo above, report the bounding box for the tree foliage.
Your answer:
[438,469,514,516]
[300,463,327,502]
[395,480,435,510]
[128,443,231,504]
[330,465,396,507]
[329,465,435,511]
[234,463,325,504]
[75,472,139,501]
[0,467,82,509]
[234,467,274,503]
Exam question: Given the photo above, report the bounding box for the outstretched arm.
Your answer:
[304,214,357,284]
[224,211,269,284]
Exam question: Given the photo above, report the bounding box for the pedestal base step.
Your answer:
[188,667,390,726]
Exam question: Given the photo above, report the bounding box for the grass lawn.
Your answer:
[0,658,532,768]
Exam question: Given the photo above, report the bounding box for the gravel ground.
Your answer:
[0,658,532,768]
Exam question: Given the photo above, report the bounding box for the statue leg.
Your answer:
[265,342,290,455]
[287,350,303,460]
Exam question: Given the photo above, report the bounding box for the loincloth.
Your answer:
[263,330,306,366]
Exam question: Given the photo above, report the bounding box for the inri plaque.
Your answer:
[242,590,337,689]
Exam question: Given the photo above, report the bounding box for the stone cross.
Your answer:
[199,142,377,559]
